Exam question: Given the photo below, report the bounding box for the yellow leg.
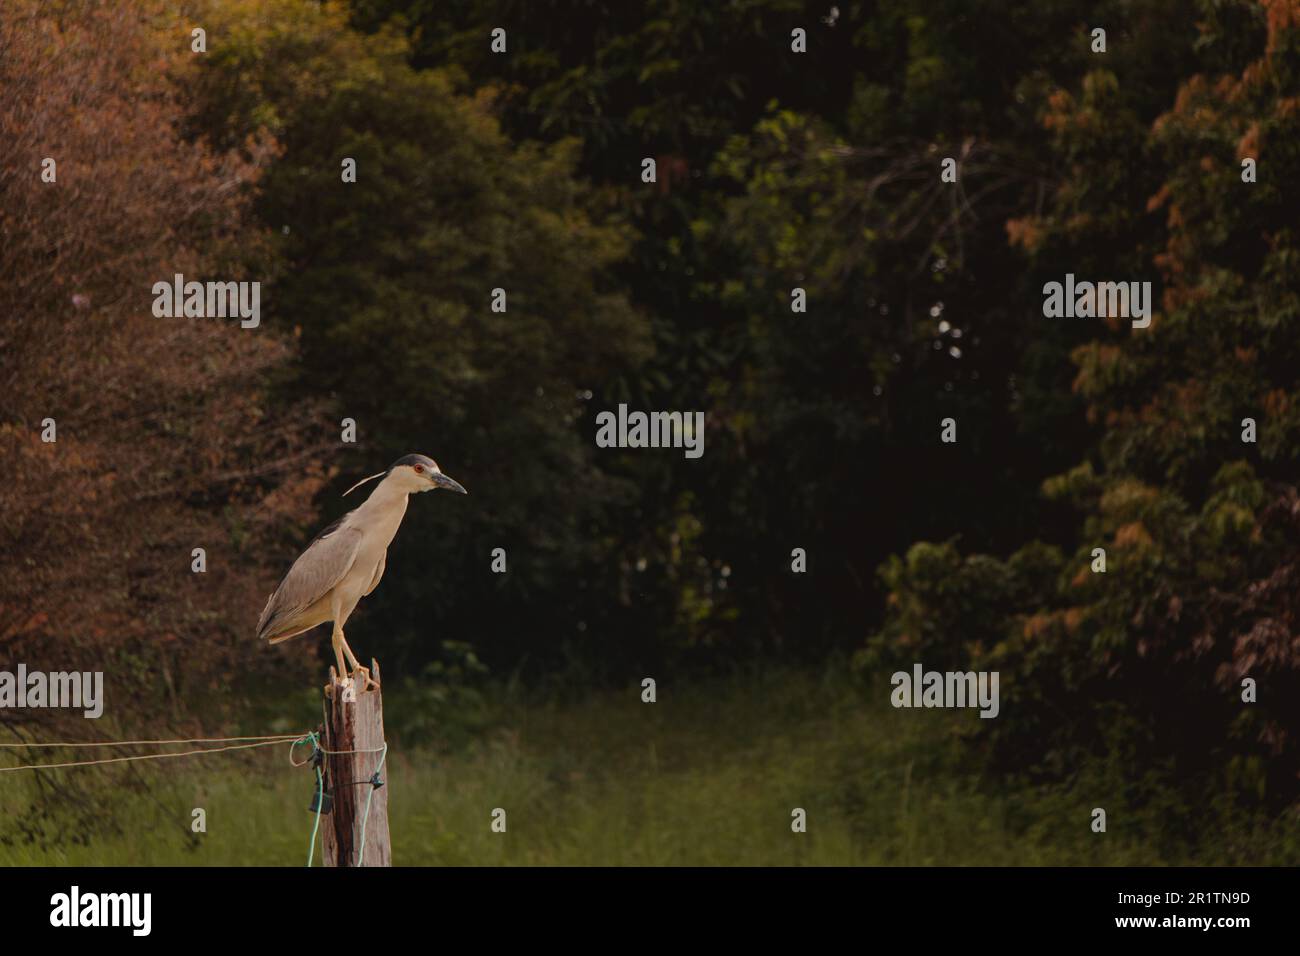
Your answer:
[330,626,348,680]
[339,631,378,690]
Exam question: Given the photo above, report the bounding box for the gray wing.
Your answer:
[364,549,386,596]
[257,518,364,641]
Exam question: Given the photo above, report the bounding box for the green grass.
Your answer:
[2,667,1295,865]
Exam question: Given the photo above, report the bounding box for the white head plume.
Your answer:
[342,471,386,497]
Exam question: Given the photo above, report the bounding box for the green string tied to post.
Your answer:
[356,742,388,867]
[292,730,326,868]
[294,729,388,867]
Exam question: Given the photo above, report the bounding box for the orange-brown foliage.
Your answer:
[0,0,331,732]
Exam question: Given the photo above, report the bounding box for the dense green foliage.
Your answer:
[7,0,1299,866]
[186,1,659,677]
[338,0,1300,815]
[865,2,1300,810]
[174,0,1300,817]
[361,0,1300,811]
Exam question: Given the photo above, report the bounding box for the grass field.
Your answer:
[2,667,1295,865]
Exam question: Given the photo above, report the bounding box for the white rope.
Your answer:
[0,733,304,748]
[0,737,300,773]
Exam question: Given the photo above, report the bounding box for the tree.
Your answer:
[0,0,329,734]
[872,0,1300,810]
[184,0,653,676]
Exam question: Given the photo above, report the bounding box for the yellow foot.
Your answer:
[351,666,379,692]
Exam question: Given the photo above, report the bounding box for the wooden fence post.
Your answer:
[320,658,391,867]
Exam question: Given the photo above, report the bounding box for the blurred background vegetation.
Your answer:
[1,0,1298,863]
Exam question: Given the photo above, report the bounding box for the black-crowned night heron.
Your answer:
[256,454,466,690]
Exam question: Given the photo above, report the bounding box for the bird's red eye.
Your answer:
[413,465,424,474]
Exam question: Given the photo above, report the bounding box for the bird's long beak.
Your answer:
[432,472,467,494]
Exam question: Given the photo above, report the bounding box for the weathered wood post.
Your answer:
[320,658,391,867]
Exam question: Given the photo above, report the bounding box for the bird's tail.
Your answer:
[260,611,319,644]
[255,598,278,642]
[256,594,303,644]
[265,626,312,645]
